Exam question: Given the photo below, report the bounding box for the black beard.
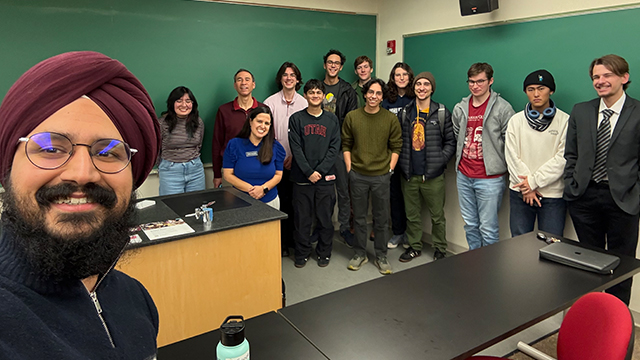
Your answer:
[1,179,136,284]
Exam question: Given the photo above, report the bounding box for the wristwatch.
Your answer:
[263,186,269,194]
[389,168,395,175]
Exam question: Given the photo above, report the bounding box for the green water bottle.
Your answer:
[217,315,250,360]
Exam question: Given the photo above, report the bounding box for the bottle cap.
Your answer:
[220,315,245,346]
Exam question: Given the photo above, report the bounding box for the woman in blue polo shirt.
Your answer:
[223,106,285,209]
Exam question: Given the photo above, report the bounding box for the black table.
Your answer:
[158,311,327,360]
[278,233,640,360]
[131,187,286,248]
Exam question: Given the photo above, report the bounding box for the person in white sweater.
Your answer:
[506,70,569,237]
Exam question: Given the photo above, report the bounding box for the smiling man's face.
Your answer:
[3,97,137,280]
[9,97,133,239]
[234,71,255,97]
[592,64,629,101]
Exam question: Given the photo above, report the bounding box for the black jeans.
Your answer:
[568,181,639,305]
[334,153,352,233]
[390,171,407,236]
[277,170,295,251]
[293,183,336,261]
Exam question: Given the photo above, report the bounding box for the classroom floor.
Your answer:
[282,231,435,306]
[280,230,562,358]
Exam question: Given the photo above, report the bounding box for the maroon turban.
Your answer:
[0,51,161,189]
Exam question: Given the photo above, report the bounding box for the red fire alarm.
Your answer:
[386,40,396,55]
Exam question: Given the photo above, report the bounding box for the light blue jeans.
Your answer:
[158,158,206,196]
[456,171,506,250]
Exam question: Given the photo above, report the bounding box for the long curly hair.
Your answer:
[386,62,415,103]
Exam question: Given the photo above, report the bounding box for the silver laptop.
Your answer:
[539,242,620,274]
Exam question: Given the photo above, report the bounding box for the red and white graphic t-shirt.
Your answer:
[458,97,500,179]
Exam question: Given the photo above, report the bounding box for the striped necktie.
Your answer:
[592,108,614,182]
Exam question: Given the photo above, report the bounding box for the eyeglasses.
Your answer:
[467,79,488,86]
[326,60,342,66]
[18,132,137,174]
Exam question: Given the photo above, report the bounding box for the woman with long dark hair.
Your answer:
[222,106,285,209]
[158,86,206,195]
[382,62,416,115]
[381,63,416,249]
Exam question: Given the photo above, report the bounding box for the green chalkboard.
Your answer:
[0,0,376,164]
[405,7,640,114]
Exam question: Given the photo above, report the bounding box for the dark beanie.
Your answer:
[413,72,436,95]
[0,51,161,189]
[523,69,556,92]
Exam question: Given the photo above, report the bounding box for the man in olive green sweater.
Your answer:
[343,78,402,275]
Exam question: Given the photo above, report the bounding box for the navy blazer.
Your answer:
[563,95,640,215]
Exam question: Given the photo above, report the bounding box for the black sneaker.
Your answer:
[317,256,330,267]
[434,249,447,260]
[399,248,422,263]
[294,257,308,268]
[340,230,354,248]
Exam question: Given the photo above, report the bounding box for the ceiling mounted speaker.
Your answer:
[460,0,499,16]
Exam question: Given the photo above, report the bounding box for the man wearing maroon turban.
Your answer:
[0,51,161,359]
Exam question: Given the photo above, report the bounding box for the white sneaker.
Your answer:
[387,234,404,249]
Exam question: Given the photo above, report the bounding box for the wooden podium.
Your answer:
[117,189,284,346]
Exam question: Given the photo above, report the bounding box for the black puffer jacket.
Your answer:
[397,99,456,180]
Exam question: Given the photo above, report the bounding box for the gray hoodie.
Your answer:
[452,89,515,176]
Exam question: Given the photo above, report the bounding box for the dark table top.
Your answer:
[279,233,640,360]
[157,311,327,360]
[129,187,286,249]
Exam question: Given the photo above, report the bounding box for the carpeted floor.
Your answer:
[507,327,640,359]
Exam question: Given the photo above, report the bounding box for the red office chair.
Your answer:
[467,292,635,360]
